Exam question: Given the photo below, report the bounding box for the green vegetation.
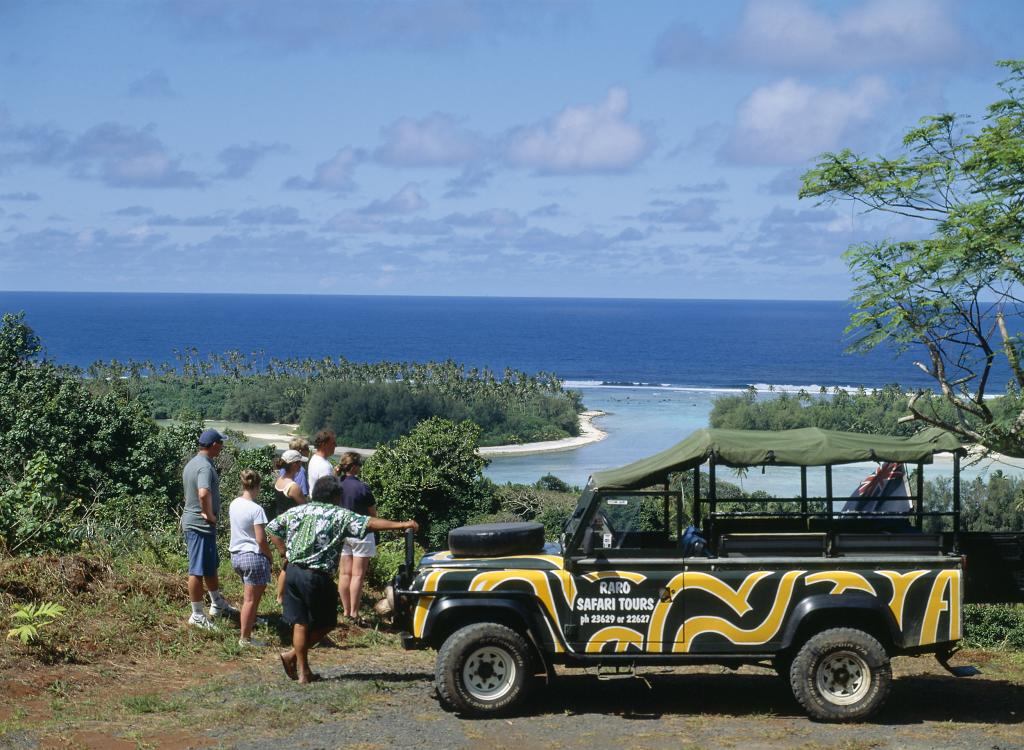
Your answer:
[800,60,1024,455]
[923,472,1024,533]
[963,604,1024,650]
[0,312,581,643]
[710,384,922,436]
[5,602,65,645]
[362,417,493,549]
[90,349,583,447]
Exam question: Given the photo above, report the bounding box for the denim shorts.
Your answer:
[185,529,219,577]
[231,551,272,586]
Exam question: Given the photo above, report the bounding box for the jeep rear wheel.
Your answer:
[789,627,891,722]
[435,623,532,716]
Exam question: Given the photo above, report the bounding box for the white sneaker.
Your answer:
[238,638,269,648]
[187,613,218,630]
[209,603,239,619]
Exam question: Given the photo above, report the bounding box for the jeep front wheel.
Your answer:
[789,627,891,722]
[435,623,532,716]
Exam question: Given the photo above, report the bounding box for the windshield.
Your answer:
[589,491,684,552]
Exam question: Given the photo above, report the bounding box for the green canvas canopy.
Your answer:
[589,426,963,491]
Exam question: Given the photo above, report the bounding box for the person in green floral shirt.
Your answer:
[267,474,417,683]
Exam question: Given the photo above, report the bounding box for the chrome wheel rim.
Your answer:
[462,646,516,701]
[816,650,871,705]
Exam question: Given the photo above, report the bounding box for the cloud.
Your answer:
[0,191,40,201]
[656,0,968,71]
[127,70,175,98]
[672,179,728,194]
[735,205,868,264]
[723,76,890,165]
[161,0,579,53]
[528,203,563,218]
[0,111,71,169]
[69,122,205,188]
[358,183,428,216]
[148,212,231,227]
[235,205,304,225]
[0,226,175,285]
[443,208,524,229]
[323,212,451,237]
[443,163,495,199]
[284,147,364,192]
[114,205,153,216]
[511,225,646,255]
[637,198,721,231]
[375,113,485,167]
[0,111,201,188]
[217,142,287,179]
[504,87,651,174]
[760,167,805,196]
[654,21,718,67]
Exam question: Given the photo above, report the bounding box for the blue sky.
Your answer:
[0,0,1020,299]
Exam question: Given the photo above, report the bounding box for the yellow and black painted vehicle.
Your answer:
[391,427,1024,721]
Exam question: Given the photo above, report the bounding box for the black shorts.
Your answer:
[282,564,338,631]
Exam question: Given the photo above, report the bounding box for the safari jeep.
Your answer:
[391,427,1024,722]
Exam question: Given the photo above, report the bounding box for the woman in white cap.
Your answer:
[272,449,308,602]
[272,449,309,518]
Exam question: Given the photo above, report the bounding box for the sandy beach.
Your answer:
[230,409,608,458]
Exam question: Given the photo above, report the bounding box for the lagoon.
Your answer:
[484,385,1024,494]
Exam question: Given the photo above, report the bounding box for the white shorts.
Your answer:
[341,535,377,558]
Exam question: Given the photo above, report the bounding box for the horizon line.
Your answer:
[0,289,851,304]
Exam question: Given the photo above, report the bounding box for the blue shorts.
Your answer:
[231,551,271,586]
[185,530,219,577]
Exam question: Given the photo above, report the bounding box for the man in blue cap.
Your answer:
[181,427,238,628]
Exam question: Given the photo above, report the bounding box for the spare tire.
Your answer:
[448,522,546,558]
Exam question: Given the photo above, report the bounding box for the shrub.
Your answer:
[490,482,578,540]
[963,604,1024,650]
[361,417,493,549]
[6,602,66,644]
[0,452,80,555]
[535,474,573,493]
[367,538,426,591]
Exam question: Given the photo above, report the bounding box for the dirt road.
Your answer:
[3,636,1023,750]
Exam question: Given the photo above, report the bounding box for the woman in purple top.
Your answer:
[336,452,377,623]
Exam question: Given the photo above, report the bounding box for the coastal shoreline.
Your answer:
[232,409,608,458]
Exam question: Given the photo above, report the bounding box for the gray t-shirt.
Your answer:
[181,453,220,535]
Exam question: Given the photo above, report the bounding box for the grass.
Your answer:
[122,694,184,715]
[0,548,406,747]
[0,708,28,739]
[3,550,1024,748]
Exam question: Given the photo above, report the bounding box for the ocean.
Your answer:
[1,291,930,388]
[4,291,1017,490]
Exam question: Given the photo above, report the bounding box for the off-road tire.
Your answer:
[435,623,533,716]
[789,627,891,722]
[448,522,545,558]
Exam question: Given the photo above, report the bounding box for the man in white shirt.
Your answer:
[307,429,337,490]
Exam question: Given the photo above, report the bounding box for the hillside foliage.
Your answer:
[87,350,582,447]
